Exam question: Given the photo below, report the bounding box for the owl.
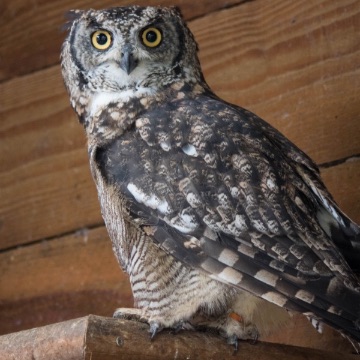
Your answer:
[61,6,360,349]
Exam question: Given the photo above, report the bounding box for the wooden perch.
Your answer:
[0,315,358,360]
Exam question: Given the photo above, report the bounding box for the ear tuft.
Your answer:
[62,10,84,32]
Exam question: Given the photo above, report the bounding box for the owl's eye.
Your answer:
[91,30,112,50]
[141,27,162,48]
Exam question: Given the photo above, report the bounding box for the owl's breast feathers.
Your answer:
[92,84,360,341]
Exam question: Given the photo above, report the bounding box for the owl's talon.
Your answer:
[170,321,195,334]
[249,330,259,345]
[149,322,163,340]
[227,334,239,351]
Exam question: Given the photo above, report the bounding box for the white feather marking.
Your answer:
[255,270,279,287]
[182,144,198,157]
[266,178,276,190]
[328,305,342,315]
[261,292,288,307]
[90,87,154,116]
[252,219,267,232]
[217,267,243,284]
[184,237,201,249]
[169,212,198,233]
[186,193,201,208]
[295,290,315,304]
[235,215,248,230]
[160,142,171,151]
[316,207,336,237]
[231,187,239,198]
[217,249,239,267]
[127,183,170,213]
[237,243,257,258]
[304,313,324,333]
[157,200,171,214]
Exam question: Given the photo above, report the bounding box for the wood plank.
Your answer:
[192,0,360,162]
[1,316,357,360]
[321,158,360,223]
[0,227,132,335]
[0,0,244,82]
[0,316,87,360]
[0,68,102,249]
[0,226,128,301]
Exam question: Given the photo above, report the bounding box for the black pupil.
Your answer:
[97,33,108,45]
[146,30,157,43]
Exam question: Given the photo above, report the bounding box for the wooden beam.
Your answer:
[0,316,358,360]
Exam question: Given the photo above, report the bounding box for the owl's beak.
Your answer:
[120,46,138,75]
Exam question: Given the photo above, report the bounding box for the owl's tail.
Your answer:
[310,184,360,349]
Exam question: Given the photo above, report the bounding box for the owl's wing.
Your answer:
[95,92,360,340]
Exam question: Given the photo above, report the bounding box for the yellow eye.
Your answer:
[91,30,112,50]
[141,27,162,48]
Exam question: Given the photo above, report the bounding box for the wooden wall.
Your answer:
[1,0,359,353]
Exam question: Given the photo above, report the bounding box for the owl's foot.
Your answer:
[113,308,163,339]
[149,322,163,339]
[113,308,194,340]
[150,320,195,339]
[193,311,259,350]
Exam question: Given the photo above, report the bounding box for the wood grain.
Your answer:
[0,0,244,82]
[192,0,360,162]
[1,69,359,250]
[0,316,357,360]
[321,159,360,223]
[0,227,132,336]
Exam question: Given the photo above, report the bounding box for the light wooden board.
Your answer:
[192,0,360,162]
[0,226,132,335]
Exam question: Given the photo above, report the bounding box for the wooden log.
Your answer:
[0,317,87,360]
[0,316,358,360]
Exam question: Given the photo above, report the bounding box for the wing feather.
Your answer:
[95,92,360,339]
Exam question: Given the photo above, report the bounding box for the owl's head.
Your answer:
[61,6,203,114]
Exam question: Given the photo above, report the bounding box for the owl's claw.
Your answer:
[249,330,259,345]
[149,322,163,340]
[170,321,195,334]
[227,334,239,351]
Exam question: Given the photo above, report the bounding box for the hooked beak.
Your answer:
[120,45,138,75]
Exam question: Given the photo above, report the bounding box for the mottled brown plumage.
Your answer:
[61,5,360,348]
